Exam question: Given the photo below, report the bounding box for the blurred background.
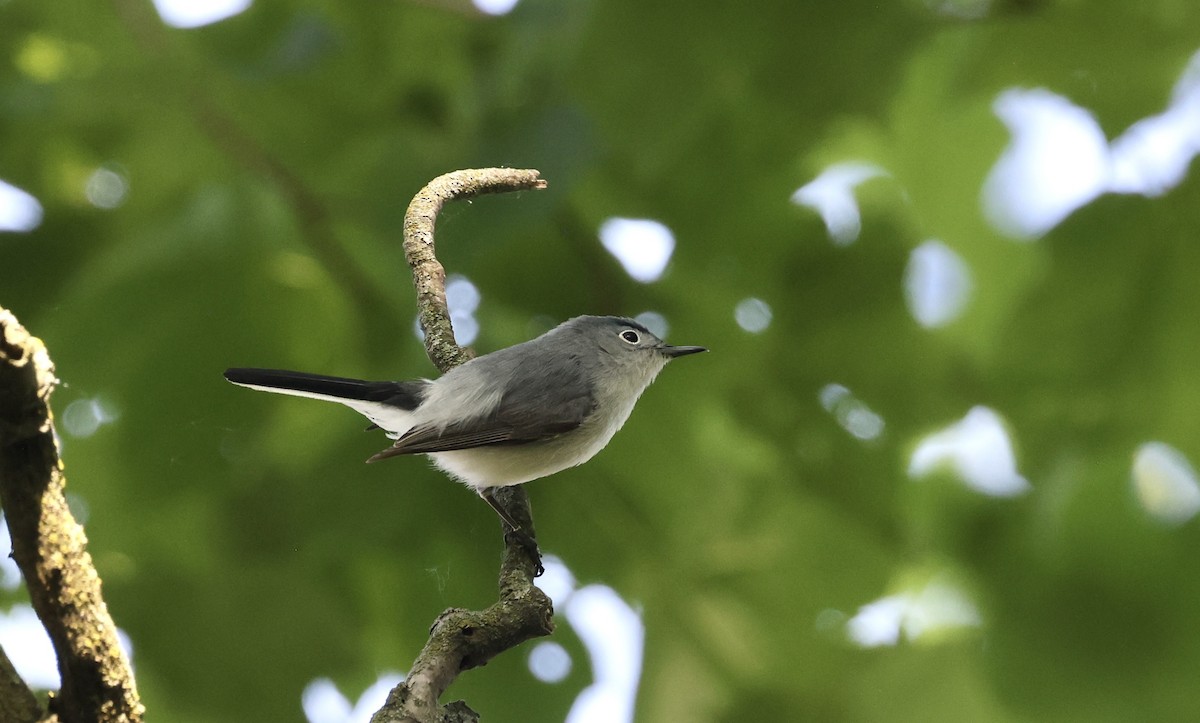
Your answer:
[4,0,1200,721]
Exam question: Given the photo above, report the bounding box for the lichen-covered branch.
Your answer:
[0,308,144,723]
[371,170,553,723]
[402,168,547,372]
[372,486,553,723]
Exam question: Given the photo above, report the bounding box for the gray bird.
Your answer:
[224,315,706,532]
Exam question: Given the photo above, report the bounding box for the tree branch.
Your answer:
[371,170,553,723]
[0,308,143,722]
[403,168,548,372]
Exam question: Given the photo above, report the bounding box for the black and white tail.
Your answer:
[223,368,428,438]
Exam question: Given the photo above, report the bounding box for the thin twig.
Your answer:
[403,168,547,372]
[371,169,553,723]
[0,308,144,722]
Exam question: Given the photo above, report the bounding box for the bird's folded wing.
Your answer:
[368,357,596,461]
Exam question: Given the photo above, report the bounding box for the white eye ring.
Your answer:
[620,330,640,344]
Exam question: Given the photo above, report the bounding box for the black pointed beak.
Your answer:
[661,345,708,358]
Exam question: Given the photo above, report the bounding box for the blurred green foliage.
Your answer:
[4,0,1200,721]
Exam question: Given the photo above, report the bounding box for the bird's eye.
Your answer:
[620,330,640,344]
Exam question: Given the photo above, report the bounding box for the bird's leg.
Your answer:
[479,487,524,530]
[478,487,543,576]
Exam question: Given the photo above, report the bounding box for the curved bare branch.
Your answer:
[372,169,554,723]
[403,168,547,372]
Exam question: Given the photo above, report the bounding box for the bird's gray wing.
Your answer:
[368,354,595,461]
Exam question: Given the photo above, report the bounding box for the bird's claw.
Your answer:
[505,527,544,577]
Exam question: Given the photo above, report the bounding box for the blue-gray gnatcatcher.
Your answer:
[224,315,706,531]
